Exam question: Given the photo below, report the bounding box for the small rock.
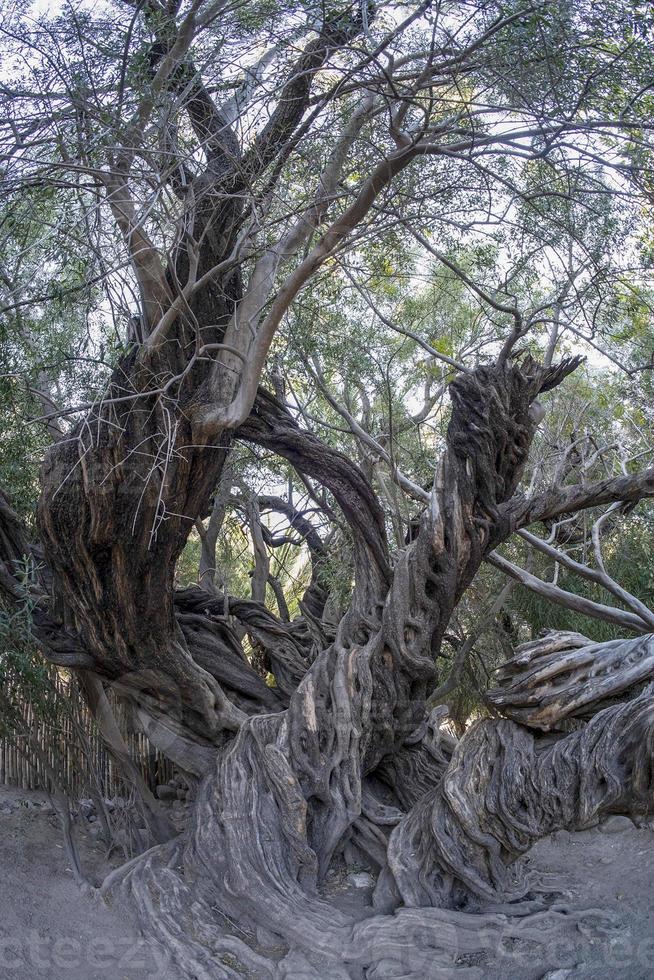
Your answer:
[347,871,375,889]
[109,796,126,808]
[541,971,575,980]
[600,815,634,834]
[599,855,613,865]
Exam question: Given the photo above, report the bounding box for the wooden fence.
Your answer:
[0,667,175,799]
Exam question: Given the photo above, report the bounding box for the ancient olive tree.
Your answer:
[2,0,654,976]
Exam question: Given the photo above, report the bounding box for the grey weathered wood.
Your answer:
[487,630,654,729]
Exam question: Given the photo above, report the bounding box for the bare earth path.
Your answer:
[0,784,653,979]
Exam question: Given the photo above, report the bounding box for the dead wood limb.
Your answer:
[487,629,654,729]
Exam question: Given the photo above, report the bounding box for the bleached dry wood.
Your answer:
[487,629,654,730]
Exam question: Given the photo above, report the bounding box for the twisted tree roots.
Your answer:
[102,660,652,978]
[27,358,654,978]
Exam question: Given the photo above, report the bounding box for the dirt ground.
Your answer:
[496,817,654,980]
[0,785,181,980]
[0,784,652,979]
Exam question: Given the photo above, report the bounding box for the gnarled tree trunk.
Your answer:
[3,4,654,975]
[3,347,654,977]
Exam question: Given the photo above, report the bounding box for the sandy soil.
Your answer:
[0,786,181,980]
[1,784,653,979]
[504,817,654,980]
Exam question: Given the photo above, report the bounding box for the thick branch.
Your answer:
[506,467,654,531]
[377,691,654,910]
[487,550,650,634]
[237,389,391,610]
[487,629,654,729]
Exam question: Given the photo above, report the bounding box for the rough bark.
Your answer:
[238,389,392,616]
[101,356,628,978]
[31,0,370,746]
[487,629,654,730]
[376,692,654,911]
[12,355,654,977]
[375,706,457,810]
[5,4,654,973]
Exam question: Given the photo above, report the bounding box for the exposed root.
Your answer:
[101,833,620,980]
[102,841,278,979]
[378,693,654,911]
